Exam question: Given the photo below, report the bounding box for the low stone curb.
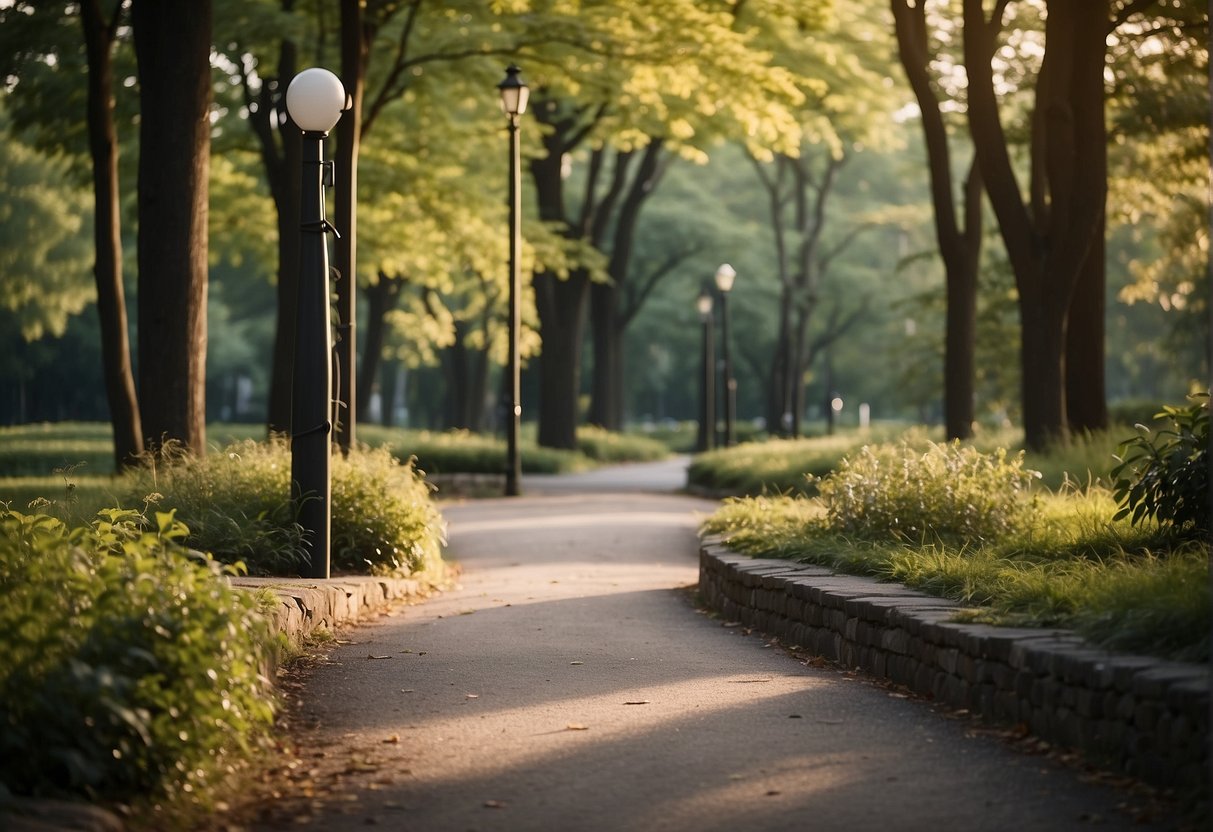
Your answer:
[698,537,1210,792]
[230,574,433,658]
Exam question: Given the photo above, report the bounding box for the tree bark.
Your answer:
[81,0,143,469]
[534,269,589,449]
[357,272,402,418]
[1065,193,1108,435]
[131,0,211,456]
[587,141,665,430]
[335,0,366,452]
[893,0,983,441]
[963,0,1108,450]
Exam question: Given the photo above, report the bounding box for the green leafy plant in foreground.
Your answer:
[0,507,277,804]
[1112,392,1209,537]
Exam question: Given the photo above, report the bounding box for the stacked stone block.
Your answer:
[699,538,1209,790]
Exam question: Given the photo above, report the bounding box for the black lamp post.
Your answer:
[715,263,737,447]
[498,64,529,497]
[285,67,345,579]
[696,287,715,452]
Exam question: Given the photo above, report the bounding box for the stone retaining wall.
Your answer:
[698,539,1210,791]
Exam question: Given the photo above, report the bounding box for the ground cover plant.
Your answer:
[702,437,1210,663]
[0,506,278,813]
[124,438,447,579]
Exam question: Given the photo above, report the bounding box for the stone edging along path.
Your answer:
[698,537,1210,792]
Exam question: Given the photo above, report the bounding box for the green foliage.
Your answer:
[1112,393,1210,536]
[330,444,446,577]
[575,426,669,464]
[357,426,586,476]
[0,507,276,804]
[702,489,1209,662]
[125,439,306,576]
[687,427,909,496]
[125,438,447,578]
[815,440,1041,544]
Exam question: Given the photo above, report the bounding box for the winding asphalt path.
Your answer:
[253,459,1176,831]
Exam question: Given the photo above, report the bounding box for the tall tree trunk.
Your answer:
[893,0,984,441]
[131,0,211,455]
[335,0,365,452]
[357,273,402,417]
[587,142,664,430]
[81,0,142,468]
[1065,198,1108,434]
[588,281,622,429]
[963,0,1107,450]
[534,269,589,449]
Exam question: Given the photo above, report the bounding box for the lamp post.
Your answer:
[715,263,737,447]
[498,64,529,497]
[285,68,345,579]
[696,287,715,452]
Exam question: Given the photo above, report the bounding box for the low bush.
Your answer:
[357,426,585,475]
[1112,393,1209,537]
[576,425,669,463]
[814,440,1041,544]
[125,438,447,578]
[330,444,446,577]
[0,507,277,806]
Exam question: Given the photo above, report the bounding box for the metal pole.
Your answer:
[505,112,523,497]
[698,309,715,452]
[720,291,736,447]
[291,130,333,579]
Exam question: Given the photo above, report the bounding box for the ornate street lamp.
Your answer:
[498,64,529,497]
[285,67,345,579]
[696,286,715,452]
[714,263,737,448]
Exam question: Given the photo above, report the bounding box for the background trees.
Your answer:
[0,0,1205,454]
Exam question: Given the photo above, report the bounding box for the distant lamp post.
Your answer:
[696,287,715,452]
[498,64,529,497]
[714,263,737,447]
[285,67,345,579]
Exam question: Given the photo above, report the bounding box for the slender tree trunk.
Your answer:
[963,0,1107,450]
[534,269,589,449]
[335,0,365,452]
[1065,197,1108,435]
[379,358,398,428]
[81,0,143,468]
[588,281,622,429]
[357,273,401,418]
[131,0,211,455]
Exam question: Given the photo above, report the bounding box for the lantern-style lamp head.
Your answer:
[696,288,713,320]
[497,64,530,117]
[715,263,737,294]
[286,68,347,134]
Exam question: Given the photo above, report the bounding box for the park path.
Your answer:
[251,459,1174,831]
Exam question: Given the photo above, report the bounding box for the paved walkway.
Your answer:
[252,462,1177,831]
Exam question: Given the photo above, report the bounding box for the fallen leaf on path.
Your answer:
[565,723,589,731]
[569,661,584,665]
[383,734,400,744]
[624,701,650,706]
[484,800,507,809]
[765,790,781,797]
[729,678,772,684]
[367,654,393,660]
[466,694,480,699]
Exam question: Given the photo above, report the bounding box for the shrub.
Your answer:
[126,439,306,575]
[330,445,446,576]
[814,440,1041,544]
[576,425,668,463]
[1112,393,1210,537]
[126,439,447,578]
[0,507,276,804]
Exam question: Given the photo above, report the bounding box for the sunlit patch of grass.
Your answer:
[703,487,1209,662]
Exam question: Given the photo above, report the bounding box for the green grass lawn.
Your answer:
[698,432,1210,663]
